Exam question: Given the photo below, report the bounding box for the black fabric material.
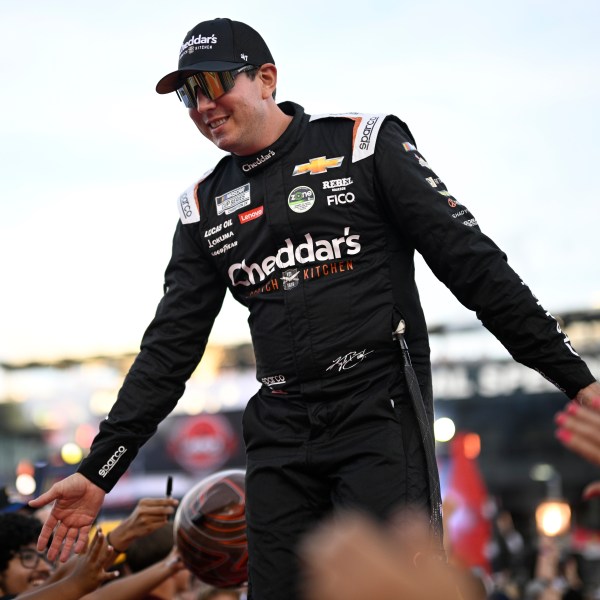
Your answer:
[77,101,595,600]
[243,387,428,600]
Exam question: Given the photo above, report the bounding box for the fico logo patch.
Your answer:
[327,192,355,206]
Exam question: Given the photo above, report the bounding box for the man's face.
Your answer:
[187,66,272,156]
[0,544,52,595]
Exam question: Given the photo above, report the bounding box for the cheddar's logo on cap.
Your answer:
[180,33,218,56]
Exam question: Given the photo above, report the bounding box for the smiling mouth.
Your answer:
[209,117,228,129]
[30,574,50,587]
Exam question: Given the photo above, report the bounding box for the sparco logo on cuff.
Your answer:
[242,150,275,172]
[98,446,127,478]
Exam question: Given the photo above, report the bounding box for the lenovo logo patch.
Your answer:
[238,205,264,224]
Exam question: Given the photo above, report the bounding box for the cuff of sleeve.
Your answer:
[542,364,596,399]
[77,444,136,493]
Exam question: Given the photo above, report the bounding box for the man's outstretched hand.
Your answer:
[29,473,106,562]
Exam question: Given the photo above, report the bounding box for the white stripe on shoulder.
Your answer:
[177,168,215,224]
[309,112,388,163]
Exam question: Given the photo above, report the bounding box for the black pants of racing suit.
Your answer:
[242,376,429,600]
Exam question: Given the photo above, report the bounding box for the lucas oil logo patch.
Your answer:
[215,183,251,215]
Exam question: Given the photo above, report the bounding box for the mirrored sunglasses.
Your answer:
[176,65,257,107]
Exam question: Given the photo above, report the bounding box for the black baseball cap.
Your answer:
[156,18,274,94]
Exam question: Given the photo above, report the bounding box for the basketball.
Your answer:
[174,469,247,587]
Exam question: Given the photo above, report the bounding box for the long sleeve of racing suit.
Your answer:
[77,219,227,492]
[374,119,595,398]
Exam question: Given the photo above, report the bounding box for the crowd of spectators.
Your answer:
[0,495,244,600]
[0,398,598,599]
[0,486,598,600]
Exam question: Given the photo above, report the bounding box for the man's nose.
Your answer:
[196,91,217,111]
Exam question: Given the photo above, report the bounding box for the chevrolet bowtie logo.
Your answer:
[292,156,344,176]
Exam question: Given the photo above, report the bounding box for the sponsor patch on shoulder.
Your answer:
[178,184,200,224]
[309,112,388,163]
[177,168,215,224]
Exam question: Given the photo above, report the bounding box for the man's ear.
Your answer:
[258,64,277,99]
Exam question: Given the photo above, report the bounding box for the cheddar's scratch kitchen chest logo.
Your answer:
[228,227,361,288]
[292,156,344,176]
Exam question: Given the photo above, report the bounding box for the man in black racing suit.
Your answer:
[31,17,600,600]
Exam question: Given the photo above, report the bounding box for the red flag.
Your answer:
[444,432,492,572]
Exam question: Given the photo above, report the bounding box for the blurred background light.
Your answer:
[15,473,36,496]
[61,442,83,465]
[434,417,456,442]
[536,499,571,537]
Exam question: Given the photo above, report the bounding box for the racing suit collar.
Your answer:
[234,101,308,176]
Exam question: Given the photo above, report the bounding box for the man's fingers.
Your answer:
[37,514,58,551]
[46,525,67,562]
[48,522,77,563]
[74,526,92,555]
[59,527,79,562]
[29,486,60,508]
